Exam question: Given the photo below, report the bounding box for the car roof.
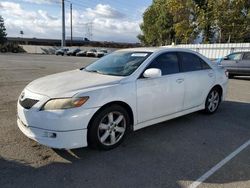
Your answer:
[117,47,212,65]
[117,47,197,53]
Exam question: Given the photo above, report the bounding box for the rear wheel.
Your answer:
[204,88,221,114]
[88,105,130,150]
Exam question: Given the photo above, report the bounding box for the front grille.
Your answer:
[19,98,39,109]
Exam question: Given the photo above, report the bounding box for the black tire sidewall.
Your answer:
[87,105,130,150]
[205,89,221,114]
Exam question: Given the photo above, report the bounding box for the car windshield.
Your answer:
[84,51,152,76]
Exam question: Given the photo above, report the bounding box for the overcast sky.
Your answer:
[0,0,152,42]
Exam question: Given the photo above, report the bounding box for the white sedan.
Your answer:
[17,48,228,150]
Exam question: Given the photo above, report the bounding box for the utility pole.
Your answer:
[61,0,65,47]
[70,3,73,46]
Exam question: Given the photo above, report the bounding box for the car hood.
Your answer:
[26,69,124,97]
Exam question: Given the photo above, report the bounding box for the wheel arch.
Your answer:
[87,101,134,131]
[210,84,223,100]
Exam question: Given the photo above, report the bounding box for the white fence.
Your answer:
[164,43,250,59]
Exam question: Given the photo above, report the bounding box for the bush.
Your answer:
[0,43,26,53]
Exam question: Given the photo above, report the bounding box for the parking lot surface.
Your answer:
[0,54,249,188]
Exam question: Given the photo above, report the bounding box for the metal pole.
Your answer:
[61,0,65,47]
[70,3,72,46]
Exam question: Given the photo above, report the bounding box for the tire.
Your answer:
[88,105,130,150]
[228,74,234,79]
[1,48,7,53]
[12,48,18,53]
[204,88,221,114]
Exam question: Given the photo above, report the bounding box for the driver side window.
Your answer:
[147,53,180,75]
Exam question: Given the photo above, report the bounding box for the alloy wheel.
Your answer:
[207,90,220,112]
[97,111,126,146]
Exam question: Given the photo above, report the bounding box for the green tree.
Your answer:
[138,0,175,46]
[194,0,216,43]
[138,0,199,45]
[0,16,7,44]
[138,0,250,45]
[214,0,250,43]
[167,0,198,44]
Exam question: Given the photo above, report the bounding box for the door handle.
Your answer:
[176,78,184,83]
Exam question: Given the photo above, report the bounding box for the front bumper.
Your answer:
[17,89,99,149]
[17,118,87,149]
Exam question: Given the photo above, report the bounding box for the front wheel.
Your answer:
[88,105,130,150]
[204,88,221,114]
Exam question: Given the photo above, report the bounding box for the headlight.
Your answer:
[41,97,89,110]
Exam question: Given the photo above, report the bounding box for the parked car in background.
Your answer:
[55,48,69,56]
[67,48,81,56]
[76,50,87,57]
[86,49,97,57]
[17,48,228,150]
[218,51,250,78]
[96,49,108,58]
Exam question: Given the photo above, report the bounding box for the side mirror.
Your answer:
[143,68,162,78]
[224,56,229,60]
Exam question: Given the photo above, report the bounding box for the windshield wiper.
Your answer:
[85,69,124,76]
[85,69,106,75]
[86,69,97,72]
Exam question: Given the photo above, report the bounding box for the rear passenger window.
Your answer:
[147,53,180,75]
[243,53,250,60]
[179,52,208,72]
[200,59,211,69]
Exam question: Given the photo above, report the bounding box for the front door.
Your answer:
[136,52,185,123]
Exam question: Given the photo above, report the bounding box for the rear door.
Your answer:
[178,52,215,110]
[237,52,250,75]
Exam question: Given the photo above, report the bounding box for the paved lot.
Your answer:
[0,54,249,188]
